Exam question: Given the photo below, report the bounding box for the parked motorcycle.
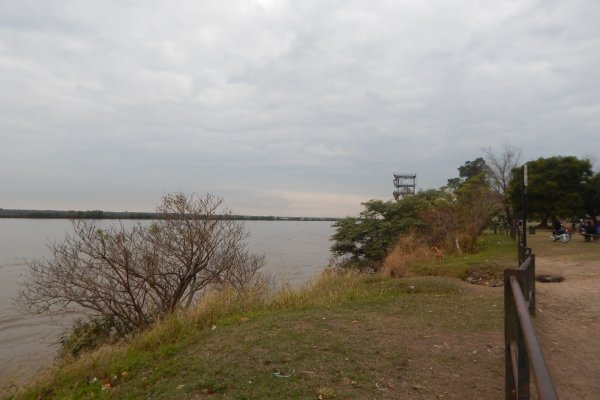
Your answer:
[550,228,570,243]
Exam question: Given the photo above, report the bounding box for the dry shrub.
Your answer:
[381,232,433,277]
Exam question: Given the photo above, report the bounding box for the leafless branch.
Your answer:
[18,193,265,332]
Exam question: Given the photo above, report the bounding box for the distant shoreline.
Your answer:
[0,209,339,221]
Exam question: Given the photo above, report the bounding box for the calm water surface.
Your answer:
[0,219,333,390]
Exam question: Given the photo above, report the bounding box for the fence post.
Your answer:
[527,254,536,316]
[505,269,530,399]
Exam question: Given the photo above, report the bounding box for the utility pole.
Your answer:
[520,164,528,264]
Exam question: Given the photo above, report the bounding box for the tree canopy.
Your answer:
[509,156,594,223]
[330,190,448,267]
[330,177,501,268]
[447,157,490,189]
[583,172,600,218]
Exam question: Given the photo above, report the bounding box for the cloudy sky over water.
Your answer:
[1,1,599,217]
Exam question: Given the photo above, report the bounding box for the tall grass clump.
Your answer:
[381,232,434,277]
[133,275,274,351]
[272,269,366,309]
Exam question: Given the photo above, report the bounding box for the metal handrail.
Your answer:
[509,276,558,399]
[504,254,558,399]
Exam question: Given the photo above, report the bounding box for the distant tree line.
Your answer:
[447,151,600,223]
[0,208,339,221]
[0,209,159,219]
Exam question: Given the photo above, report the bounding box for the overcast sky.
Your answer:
[1,0,599,217]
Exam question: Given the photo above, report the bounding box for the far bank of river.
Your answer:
[0,219,334,391]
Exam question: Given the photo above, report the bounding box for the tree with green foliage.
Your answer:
[509,156,594,225]
[330,190,448,268]
[447,157,490,190]
[584,172,600,218]
[459,157,489,179]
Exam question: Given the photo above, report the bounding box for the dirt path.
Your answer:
[534,252,600,399]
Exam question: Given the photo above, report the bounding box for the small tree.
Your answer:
[483,144,521,220]
[423,174,501,252]
[447,157,490,190]
[453,174,502,251]
[18,193,264,332]
[330,190,446,268]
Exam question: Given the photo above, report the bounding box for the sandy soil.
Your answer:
[534,254,600,399]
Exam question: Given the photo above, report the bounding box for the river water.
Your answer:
[0,219,334,390]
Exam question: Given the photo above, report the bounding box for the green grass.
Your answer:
[14,278,503,399]
[7,235,515,400]
[409,233,517,279]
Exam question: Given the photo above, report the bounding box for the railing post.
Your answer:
[505,269,517,399]
[505,269,530,399]
[528,254,536,316]
[518,254,535,317]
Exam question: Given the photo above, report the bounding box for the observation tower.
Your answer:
[393,173,416,201]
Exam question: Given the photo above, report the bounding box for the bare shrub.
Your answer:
[18,193,265,332]
[483,143,521,220]
[420,203,459,250]
[421,176,501,253]
[381,232,432,278]
[454,178,502,252]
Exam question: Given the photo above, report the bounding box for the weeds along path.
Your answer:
[534,251,600,399]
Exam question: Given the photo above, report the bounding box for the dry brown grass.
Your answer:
[381,232,434,277]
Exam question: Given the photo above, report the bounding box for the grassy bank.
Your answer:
[408,232,517,279]
[7,234,515,399]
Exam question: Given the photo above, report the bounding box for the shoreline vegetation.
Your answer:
[0,209,339,221]
[5,233,515,399]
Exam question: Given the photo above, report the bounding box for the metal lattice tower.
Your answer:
[393,173,416,201]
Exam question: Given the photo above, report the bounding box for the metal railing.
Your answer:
[504,253,558,399]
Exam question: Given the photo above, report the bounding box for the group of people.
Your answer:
[552,215,600,236]
[579,218,600,235]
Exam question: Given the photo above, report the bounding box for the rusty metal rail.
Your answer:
[504,253,558,399]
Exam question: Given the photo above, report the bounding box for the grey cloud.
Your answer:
[1,0,599,216]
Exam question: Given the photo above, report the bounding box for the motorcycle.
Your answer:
[550,228,570,243]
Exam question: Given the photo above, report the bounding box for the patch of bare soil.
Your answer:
[465,263,506,287]
[534,256,600,399]
[465,271,503,287]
